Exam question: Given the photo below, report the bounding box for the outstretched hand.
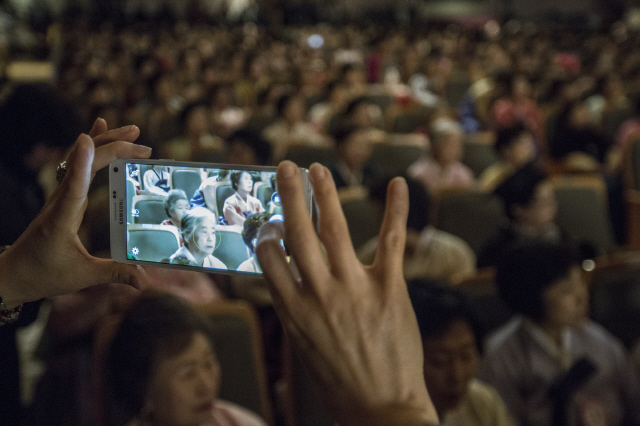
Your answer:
[256,162,438,426]
[0,118,151,308]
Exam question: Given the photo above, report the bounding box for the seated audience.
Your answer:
[105,292,266,426]
[225,128,272,166]
[478,241,640,426]
[162,101,223,161]
[358,177,476,283]
[238,212,272,273]
[161,189,190,229]
[477,163,597,268]
[223,170,264,226]
[328,123,380,189]
[262,94,326,162]
[408,118,475,195]
[408,278,514,426]
[478,122,536,191]
[169,207,227,269]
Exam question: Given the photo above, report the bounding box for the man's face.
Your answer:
[422,319,479,414]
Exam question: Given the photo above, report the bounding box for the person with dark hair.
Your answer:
[238,212,272,273]
[105,292,266,426]
[161,189,190,229]
[477,163,562,268]
[169,207,226,269]
[328,122,380,189]
[408,279,514,426]
[358,177,476,283]
[308,80,349,132]
[548,97,609,165]
[478,122,536,191]
[262,93,326,162]
[478,241,640,426]
[223,170,264,226]
[162,101,223,161]
[225,128,272,166]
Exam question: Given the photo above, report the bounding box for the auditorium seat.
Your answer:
[132,195,169,225]
[283,145,336,169]
[338,186,383,250]
[171,168,202,200]
[369,143,425,178]
[212,225,251,270]
[126,224,181,263]
[456,268,512,335]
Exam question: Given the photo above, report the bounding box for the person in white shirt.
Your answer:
[237,212,272,273]
[143,165,170,196]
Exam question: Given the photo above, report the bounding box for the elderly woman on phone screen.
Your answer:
[169,207,227,269]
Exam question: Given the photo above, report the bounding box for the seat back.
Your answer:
[457,268,513,335]
[462,142,498,177]
[551,175,616,253]
[369,143,425,178]
[195,301,273,424]
[213,225,251,270]
[283,146,336,169]
[339,187,383,250]
[390,110,430,134]
[191,149,226,163]
[435,190,506,254]
[254,183,274,211]
[127,224,181,263]
[214,184,236,218]
[132,195,169,225]
[171,169,202,200]
[589,256,640,348]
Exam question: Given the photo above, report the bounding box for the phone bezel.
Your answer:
[109,159,312,276]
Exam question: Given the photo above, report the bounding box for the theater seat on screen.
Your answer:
[213,225,250,270]
[127,224,180,263]
[253,182,274,211]
[126,180,136,223]
[132,195,169,225]
[171,169,202,200]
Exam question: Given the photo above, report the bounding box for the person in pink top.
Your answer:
[408,118,475,195]
[223,171,264,226]
[106,293,267,426]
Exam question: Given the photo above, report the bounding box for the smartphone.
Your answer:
[110,159,312,276]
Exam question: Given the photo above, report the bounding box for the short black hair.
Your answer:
[495,241,578,322]
[331,121,364,147]
[494,122,530,154]
[370,177,431,231]
[179,101,209,127]
[242,211,272,253]
[230,170,254,191]
[226,127,272,166]
[408,278,484,353]
[105,292,216,425]
[493,162,547,220]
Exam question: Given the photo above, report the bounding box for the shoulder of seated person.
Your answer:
[214,400,267,425]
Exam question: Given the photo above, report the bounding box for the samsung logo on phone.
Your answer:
[118,199,124,225]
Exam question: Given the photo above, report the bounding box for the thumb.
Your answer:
[91,258,149,290]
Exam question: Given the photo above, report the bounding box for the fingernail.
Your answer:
[94,117,103,124]
[134,144,152,154]
[309,163,325,182]
[279,161,296,179]
[121,125,137,134]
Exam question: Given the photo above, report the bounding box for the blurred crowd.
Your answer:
[3,9,640,426]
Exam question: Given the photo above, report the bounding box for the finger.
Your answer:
[373,177,409,280]
[53,134,95,222]
[309,163,358,276]
[277,161,328,282]
[91,258,149,290]
[256,221,298,309]
[89,117,108,138]
[92,141,152,176]
[93,125,140,148]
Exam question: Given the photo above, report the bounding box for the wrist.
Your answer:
[0,244,29,308]
[336,399,439,426]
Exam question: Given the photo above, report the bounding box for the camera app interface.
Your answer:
[125,163,283,274]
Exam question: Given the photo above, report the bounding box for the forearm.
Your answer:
[0,245,28,308]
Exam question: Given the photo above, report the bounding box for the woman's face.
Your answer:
[434,132,463,165]
[503,132,535,167]
[237,172,254,194]
[147,333,221,426]
[422,319,479,414]
[189,218,216,256]
[542,266,590,330]
[171,200,190,226]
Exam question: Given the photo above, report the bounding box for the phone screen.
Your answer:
[121,162,285,275]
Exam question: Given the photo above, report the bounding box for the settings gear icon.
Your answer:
[132,247,140,256]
